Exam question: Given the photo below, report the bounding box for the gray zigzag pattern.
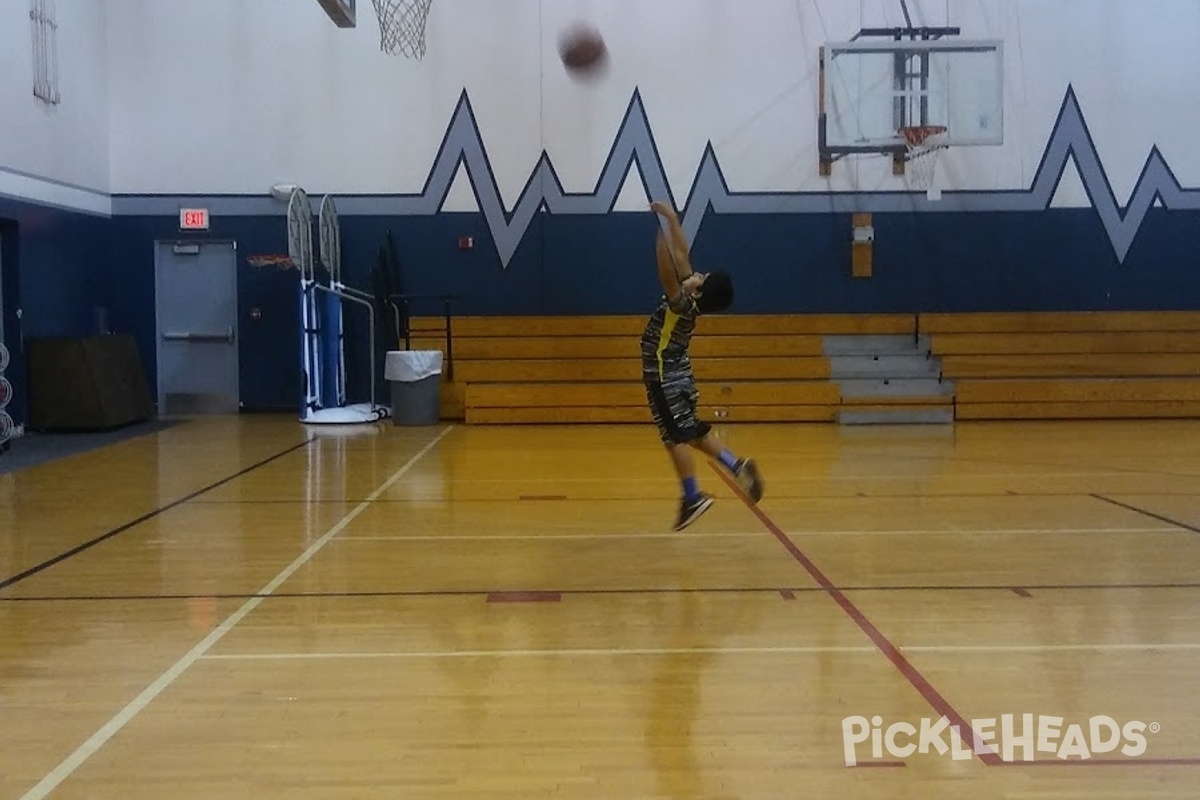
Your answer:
[112,86,1200,265]
[344,85,1200,265]
[334,90,674,264]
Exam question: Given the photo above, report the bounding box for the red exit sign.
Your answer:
[179,208,210,230]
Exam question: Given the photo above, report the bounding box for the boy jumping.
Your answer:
[641,201,764,530]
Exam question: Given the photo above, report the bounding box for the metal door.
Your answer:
[154,241,239,414]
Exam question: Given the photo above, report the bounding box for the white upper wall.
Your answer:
[103,0,1200,207]
[0,0,109,195]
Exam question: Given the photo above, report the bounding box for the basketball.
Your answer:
[558,24,608,76]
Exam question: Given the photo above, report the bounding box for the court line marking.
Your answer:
[898,451,1200,482]
[0,438,315,591]
[1091,493,1200,534]
[333,526,1181,541]
[186,490,1200,504]
[353,472,1118,483]
[903,643,1200,653]
[199,642,1200,661]
[201,645,881,660]
[8,581,1200,603]
[16,426,454,800]
[708,461,1002,767]
[337,532,766,541]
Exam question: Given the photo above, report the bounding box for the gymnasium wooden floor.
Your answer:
[2,415,1199,799]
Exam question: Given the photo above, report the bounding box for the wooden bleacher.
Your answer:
[406,314,912,424]
[405,311,1200,424]
[923,311,1200,420]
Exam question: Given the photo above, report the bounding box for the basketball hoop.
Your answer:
[372,0,432,58]
[287,188,315,283]
[246,254,296,270]
[898,125,948,190]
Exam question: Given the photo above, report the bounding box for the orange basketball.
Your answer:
[558,24,607,76]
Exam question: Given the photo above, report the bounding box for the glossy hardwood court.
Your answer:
[2,416,1200,799]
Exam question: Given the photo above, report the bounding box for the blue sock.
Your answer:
[682,477,700,500]
[718,449,739,472]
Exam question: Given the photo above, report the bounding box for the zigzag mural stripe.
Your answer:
[111,86,1200,264]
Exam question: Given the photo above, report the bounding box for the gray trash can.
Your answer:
[385,350,443,426]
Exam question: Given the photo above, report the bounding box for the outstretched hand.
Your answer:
[649,200,678,221]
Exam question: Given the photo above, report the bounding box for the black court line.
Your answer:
[4,581,1200,603]
[1090,494,1200,534]
[0,438,315,591]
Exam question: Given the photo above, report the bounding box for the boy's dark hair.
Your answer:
[695,270,734,314]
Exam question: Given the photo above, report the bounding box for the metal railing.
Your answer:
[390,294,456,381]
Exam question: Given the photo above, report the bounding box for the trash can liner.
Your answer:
[385,350,443,382]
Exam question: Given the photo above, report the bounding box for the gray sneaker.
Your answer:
[674,492,715,531]
[734,458,764,503]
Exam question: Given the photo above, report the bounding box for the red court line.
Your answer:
[713,464,1200,771]
[1011,587,1033,598]
[710,463,1003,767]
[778,589,797,600]
[487,591,562,603]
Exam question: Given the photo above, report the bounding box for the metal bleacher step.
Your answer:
[822,334,932,356]
[837,406,956,425]
[823,333,955,425]
[829,354,940,380]
[835,377,955,397]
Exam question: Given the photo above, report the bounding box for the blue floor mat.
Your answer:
[0,419,183,476]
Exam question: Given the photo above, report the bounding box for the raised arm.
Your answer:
[650,201,692,296]
[655,229,684,299]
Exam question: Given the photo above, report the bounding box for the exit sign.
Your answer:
[179,208,210,230]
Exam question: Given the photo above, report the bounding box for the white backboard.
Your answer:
[822,39,1004,150]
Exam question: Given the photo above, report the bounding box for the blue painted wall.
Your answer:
[101,204,1200,412]
[2,198,1196,415]
[0,197,113,425]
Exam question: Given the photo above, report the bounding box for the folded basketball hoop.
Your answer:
[898,125,948,190]
[372,0,432,58]
[246,254,296,270]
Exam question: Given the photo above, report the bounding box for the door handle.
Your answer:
[163,326,235,343]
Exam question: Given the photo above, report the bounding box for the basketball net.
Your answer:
[372,0,432,59]
[246,254,296,270]
[899,125,948,191]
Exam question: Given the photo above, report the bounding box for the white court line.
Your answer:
[201,645,880,660]
[337,532,762,541]
[18,426,454,800]
[903,643,1200,654]
[335,527,1180,542]
[744,527,1178,536]
[199,641,1200,661]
